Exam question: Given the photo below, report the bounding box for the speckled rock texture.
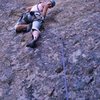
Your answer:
[0,0,100,100]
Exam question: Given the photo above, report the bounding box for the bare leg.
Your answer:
[15,24,29,33]
[32,30,40,41]
[26,30,40,48]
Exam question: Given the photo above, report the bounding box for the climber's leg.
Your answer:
[26,20,42,48]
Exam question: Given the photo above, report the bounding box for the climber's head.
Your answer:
[47,0,56,8]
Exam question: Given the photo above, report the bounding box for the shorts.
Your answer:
[14,13,43,32]
[14,15,32,32]
[14,15,27,29]
[32,20,43,33]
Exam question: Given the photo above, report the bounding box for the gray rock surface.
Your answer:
[0,0,100,100]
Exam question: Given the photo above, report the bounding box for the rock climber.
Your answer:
[14,0,56,48]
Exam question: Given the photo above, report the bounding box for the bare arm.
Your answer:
[26,6,33,12]
[42,4,49,18]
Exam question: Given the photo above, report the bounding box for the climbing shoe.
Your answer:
[26,39,37,48]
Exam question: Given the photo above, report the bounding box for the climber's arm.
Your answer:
[42,4,49,18]
[26,6,33,12]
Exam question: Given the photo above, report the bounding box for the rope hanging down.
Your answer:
[59,37,69,100]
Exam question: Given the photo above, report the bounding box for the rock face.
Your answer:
[0,0,100,100]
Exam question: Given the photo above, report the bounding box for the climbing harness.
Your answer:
[22,12,35,24]
[35,3,44,21]
[20,2,43,24]
[59,37,69,100]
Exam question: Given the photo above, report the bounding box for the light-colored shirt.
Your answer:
[30,3,43,12]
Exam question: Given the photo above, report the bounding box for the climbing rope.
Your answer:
[59,37,69,100]
[37,0,69,99]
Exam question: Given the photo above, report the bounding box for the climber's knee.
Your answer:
[14,25,22,33]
